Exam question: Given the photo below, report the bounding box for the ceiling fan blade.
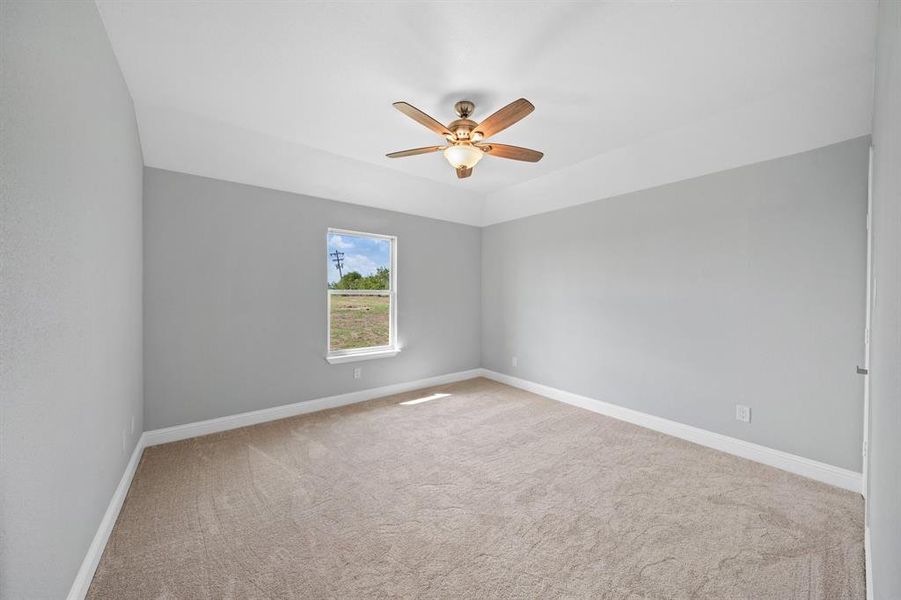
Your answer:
[472,98,534,139]
[386,146,445,158]
[392,102,453,138]
[456,166,472,179]
[477,143,543,162]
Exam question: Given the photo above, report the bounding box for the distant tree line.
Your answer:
[329,267,389,290]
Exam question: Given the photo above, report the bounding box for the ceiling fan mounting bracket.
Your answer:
[453,100,475,118]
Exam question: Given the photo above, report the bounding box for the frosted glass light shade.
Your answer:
[443,143,484,169]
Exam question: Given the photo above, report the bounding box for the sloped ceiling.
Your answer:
[97,1,877,226]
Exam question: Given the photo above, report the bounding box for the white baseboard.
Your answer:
[479,369,863,494]
[143,368,483,447]
[66,432,147,600]
[865,525,873,600]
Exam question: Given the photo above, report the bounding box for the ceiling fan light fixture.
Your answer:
[443,143,484,170]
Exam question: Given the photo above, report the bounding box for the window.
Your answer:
[326,228,398,364]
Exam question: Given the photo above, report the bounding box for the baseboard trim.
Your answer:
[143,368,483,447]
[479,369,863,494]
[865,525,873,600]
[66,432,146,600]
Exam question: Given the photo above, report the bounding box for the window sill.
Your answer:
[325,347,401,364]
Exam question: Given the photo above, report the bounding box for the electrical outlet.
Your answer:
[512,356,518,368]
[735,404,751,423]
[353,367,362,380]
[130,415,135,434]
[121,428,128,453]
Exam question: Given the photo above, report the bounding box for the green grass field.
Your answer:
[329,294,390,350]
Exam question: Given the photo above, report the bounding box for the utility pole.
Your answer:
[330,249,345,279]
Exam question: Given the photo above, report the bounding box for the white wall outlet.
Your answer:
[353,367,362,380]
[512,356,518,368]
[130,415,135,434]
[121,428,128,452]
[735,404,751,423]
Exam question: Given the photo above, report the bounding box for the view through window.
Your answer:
[327,229,395,354]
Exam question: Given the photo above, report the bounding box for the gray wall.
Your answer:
[482,137,869,472]
[143,168,481,429]
[867,2,901,597]
[0,2,144,598]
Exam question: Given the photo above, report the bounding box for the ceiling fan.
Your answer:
[386,98,543,179]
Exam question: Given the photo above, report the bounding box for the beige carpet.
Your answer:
[88,378,864,599]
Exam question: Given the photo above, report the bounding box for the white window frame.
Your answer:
[325,228,399,364]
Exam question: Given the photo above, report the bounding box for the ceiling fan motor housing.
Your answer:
[448,118,478,141]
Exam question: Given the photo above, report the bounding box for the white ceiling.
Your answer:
[97,1,877,226]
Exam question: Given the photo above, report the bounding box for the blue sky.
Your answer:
[327,233,390,284]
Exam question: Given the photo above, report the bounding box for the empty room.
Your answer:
[3,1,900,598]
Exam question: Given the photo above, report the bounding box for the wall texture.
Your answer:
[143,168,481,429]
[867,2,901,598]
[482,137,869,472]
[0,1,144,598]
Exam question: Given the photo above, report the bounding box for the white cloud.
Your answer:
[342,254,378,276]
[330,235,354,250]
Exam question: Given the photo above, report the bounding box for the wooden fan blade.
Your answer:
[392,102,453,138]
[472,98,534,139]
[456,166,472,179]
[386,146,445,158]
[477,143,543,162]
